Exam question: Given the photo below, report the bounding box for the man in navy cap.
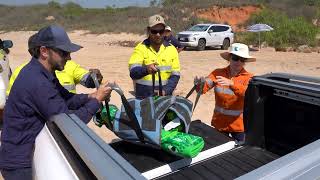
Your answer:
[0,25,112,180]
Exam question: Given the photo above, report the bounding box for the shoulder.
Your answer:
[212,67,227,75]
[240,69,254,79]
[17,63,52,89]
[164,41,178,53]
[135,40,149,50]
[13,62,28,75]
[65,60,77,67]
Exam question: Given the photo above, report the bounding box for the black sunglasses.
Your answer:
[150,29,165,35]
[49,47,70,58]
[231,54,246,62]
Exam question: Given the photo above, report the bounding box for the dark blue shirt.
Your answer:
[164,34,183,49]
[0,58,100,169]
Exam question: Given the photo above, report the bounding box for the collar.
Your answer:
[142,38,170,47]
[30,57,56,82]
[226,65,249,77]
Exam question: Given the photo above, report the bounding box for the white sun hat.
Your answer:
[220,43,256,62]
[165,26,172,31]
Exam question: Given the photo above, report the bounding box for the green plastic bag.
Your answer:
[95,105,118,127]
[161,129,204,158]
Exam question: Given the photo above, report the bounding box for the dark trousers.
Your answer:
[223,132,245,142]
[1,168,32,180]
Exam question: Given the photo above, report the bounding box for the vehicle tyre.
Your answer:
[221,38,230,50]
[197,39,206,51]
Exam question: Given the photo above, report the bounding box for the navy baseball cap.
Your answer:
[35,25,82,52]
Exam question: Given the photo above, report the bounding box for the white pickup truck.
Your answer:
[176,24,234,51]
[32,73,320,180]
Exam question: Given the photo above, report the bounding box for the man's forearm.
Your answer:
[130,66,149,80]
[163,75,180,95]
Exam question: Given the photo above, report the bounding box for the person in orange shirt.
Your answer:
[195,43,255,142]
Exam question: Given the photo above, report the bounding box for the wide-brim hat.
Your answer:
[220,43,256,62]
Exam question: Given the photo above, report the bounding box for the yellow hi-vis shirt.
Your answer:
[129,40,180,86]
[6,60,89,95]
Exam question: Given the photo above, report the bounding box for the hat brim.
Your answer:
[55,43,82,53]
[148,22,166,28]
[220,52,256,62]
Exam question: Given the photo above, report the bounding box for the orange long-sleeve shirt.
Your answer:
[202,66,253,132]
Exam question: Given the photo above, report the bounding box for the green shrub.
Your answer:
[240,9,319,48]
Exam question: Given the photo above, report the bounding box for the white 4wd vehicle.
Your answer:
[177,24,234,51]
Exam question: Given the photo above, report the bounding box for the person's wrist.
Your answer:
[229,80,234,87]
[88,93,96,99]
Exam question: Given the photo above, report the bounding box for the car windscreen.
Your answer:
[187,25,209,31]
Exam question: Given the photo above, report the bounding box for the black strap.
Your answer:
[90,73,113,130]
[185,85,196,99]
[119,95,145,143]
[107,83,145,143]
[185,79,205,112]
[152,69,163,96]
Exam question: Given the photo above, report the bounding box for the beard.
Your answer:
[150,36,164,46]
[48,52,66,71]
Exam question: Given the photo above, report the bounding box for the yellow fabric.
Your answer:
[6,60,89,96]
[0,50,5,60]
[128,42,180,84]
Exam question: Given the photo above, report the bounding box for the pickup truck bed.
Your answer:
[160,146,279,180]
[110,120,233,173]
[111,120,280,180]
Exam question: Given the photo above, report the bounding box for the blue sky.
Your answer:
[0,0,153,8]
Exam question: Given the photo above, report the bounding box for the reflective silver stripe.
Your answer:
[171,71,181,76]
[157,66,172,71]
[63,84,76,91]
[136,79,168,86]
[79,72,90,86]
[205,78,214,88]
[129,64,142,70]
[215,86,235,95]
[214,106,242,116]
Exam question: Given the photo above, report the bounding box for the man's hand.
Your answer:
[90,82,112,102]
[154,90,166,96]
[194,76,205,85]
[89,69,103,84]
[216,76,234,87]
[146,63,158,74]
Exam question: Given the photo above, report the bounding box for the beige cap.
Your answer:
[165,26,171,31]
[220,43,256,62]
[148,14,166,27]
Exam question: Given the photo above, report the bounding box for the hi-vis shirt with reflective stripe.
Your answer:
[129,40,180,87]
[202,66,253,132]
[129,41,180,86]
[6,60,89,95]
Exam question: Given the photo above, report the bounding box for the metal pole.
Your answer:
[259,31,261,50]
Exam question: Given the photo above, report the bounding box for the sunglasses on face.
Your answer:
[49,47,70,58]
[150,29,165,35]
[231,54,246,62]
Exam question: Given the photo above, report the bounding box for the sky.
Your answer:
[0,0,153,8]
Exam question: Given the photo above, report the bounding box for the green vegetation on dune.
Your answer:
[240,9,319,48]
[0,1,318,47]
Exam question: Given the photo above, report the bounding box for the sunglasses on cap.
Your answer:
[231,54,246,62]
[49,47,70,58]
[150,29,165,35]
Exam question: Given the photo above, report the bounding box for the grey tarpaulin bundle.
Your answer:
[113,96,193,146]
[91,70,204,147]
